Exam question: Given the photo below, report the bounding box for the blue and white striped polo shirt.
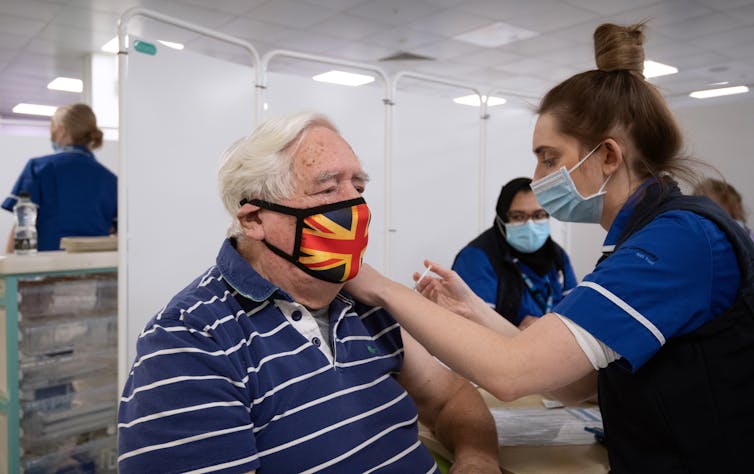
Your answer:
[118,238,439,473]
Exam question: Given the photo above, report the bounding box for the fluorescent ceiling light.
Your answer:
[102,36,133,53]
[643,60,678,79]
[453,94,507,107]
[101,37,119,53]
[690,85,749,99]
[12,103,58,116]
[158,40,184,50]
[47,77,83,93]
[312,70,375,87]
[455,22,538,48]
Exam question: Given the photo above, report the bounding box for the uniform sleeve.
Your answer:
[452,246,498,306]
[553,211,738,371]
[560,250,579,292]
[118,319,259,473]
[2,160,40,212]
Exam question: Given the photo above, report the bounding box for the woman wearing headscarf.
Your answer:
[452,177,577,329]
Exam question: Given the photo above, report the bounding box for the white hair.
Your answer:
[218,111,338,236]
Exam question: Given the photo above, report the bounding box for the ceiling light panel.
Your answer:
[312,70,375,87]
[454,22,539,48]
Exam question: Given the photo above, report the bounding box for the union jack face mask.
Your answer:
[241,197,371,283]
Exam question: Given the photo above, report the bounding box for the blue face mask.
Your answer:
[530,143,610,223]
[501,217,551,253]
[51,140,63,152]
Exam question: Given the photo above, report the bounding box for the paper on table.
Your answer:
[492,406,603,446]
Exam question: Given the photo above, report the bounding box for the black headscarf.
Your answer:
[495,177,558,276]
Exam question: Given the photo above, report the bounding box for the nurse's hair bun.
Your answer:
[594,23,645,76]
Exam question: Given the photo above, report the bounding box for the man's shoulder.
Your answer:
[145,266,247,331]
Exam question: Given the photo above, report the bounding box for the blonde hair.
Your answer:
[217,111,338,236]
[54,103,103,149]
[693,178,746,222]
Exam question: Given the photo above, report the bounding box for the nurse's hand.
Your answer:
[412,260,483,321]
[344,263,395,307]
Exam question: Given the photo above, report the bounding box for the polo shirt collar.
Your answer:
[216,238,292,303]
[603,177,656,252]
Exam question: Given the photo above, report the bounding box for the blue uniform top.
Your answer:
[118,238,439,473]
[554,180,740,371]
[454,245,578,323]
[2,145,117,250]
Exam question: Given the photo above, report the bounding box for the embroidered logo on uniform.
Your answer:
[367,345,378,354]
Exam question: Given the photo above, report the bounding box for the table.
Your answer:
[419,392,609,474]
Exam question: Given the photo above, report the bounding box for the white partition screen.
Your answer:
[390,91,481,285]
[122,39,255,367]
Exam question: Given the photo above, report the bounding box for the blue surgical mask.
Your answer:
[51,140,63,152]
[530,143,610,223]
[500,217,551,253]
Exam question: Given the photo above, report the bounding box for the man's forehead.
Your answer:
[292,126,361,172]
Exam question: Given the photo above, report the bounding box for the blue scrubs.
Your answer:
[2,145,117,251]
[454,245,578,324]
[554,181,740,371]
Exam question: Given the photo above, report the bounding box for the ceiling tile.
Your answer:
[37,24,114,52]
[0,32,31,51]
[0,14,48,37]
[501,34,582,56]
[309,13,390,40]
[0,0,66,22]
[326,41,396,63]
[247,0,337,28]
[604,0,714,27]
[689,25,754,54]
[661,11,747,40]
[218,16,299,44]
[411,39,480,61]
[361,27,443,51]
[458,0,523,20]
[136,0,236,29]
[663,51,733,71]
[503,2,598,33]
[695,0,754,10]
[562,0,660,15]
[302,0,371,10]
[453,48,524,68]
[408,9,491,37]
[48,6,121,34]
[348,0,443,26]
[272,31,347,55]
[173,0,268,16]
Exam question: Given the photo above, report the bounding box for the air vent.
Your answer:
[378,51,435,62]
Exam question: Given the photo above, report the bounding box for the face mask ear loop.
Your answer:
[568,142,603,174]
[597,173,612,194]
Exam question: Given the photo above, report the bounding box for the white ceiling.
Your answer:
[1,0,754,120]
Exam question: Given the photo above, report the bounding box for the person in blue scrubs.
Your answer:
[3,103,117,252]
[452,177,577,329]
[345,22,754,473]
[693,177,754,241]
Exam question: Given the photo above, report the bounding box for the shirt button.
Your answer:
[291,310,302,321]
[312,337,321,347]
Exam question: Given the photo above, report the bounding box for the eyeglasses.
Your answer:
[506,210,549,224]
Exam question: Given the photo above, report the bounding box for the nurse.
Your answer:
[3,103,117,252]
[345,22,754,473]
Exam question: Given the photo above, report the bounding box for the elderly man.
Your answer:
[118,112,500,473]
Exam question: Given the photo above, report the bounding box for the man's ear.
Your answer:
[601,138,624,176]
[237,203,265,241]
